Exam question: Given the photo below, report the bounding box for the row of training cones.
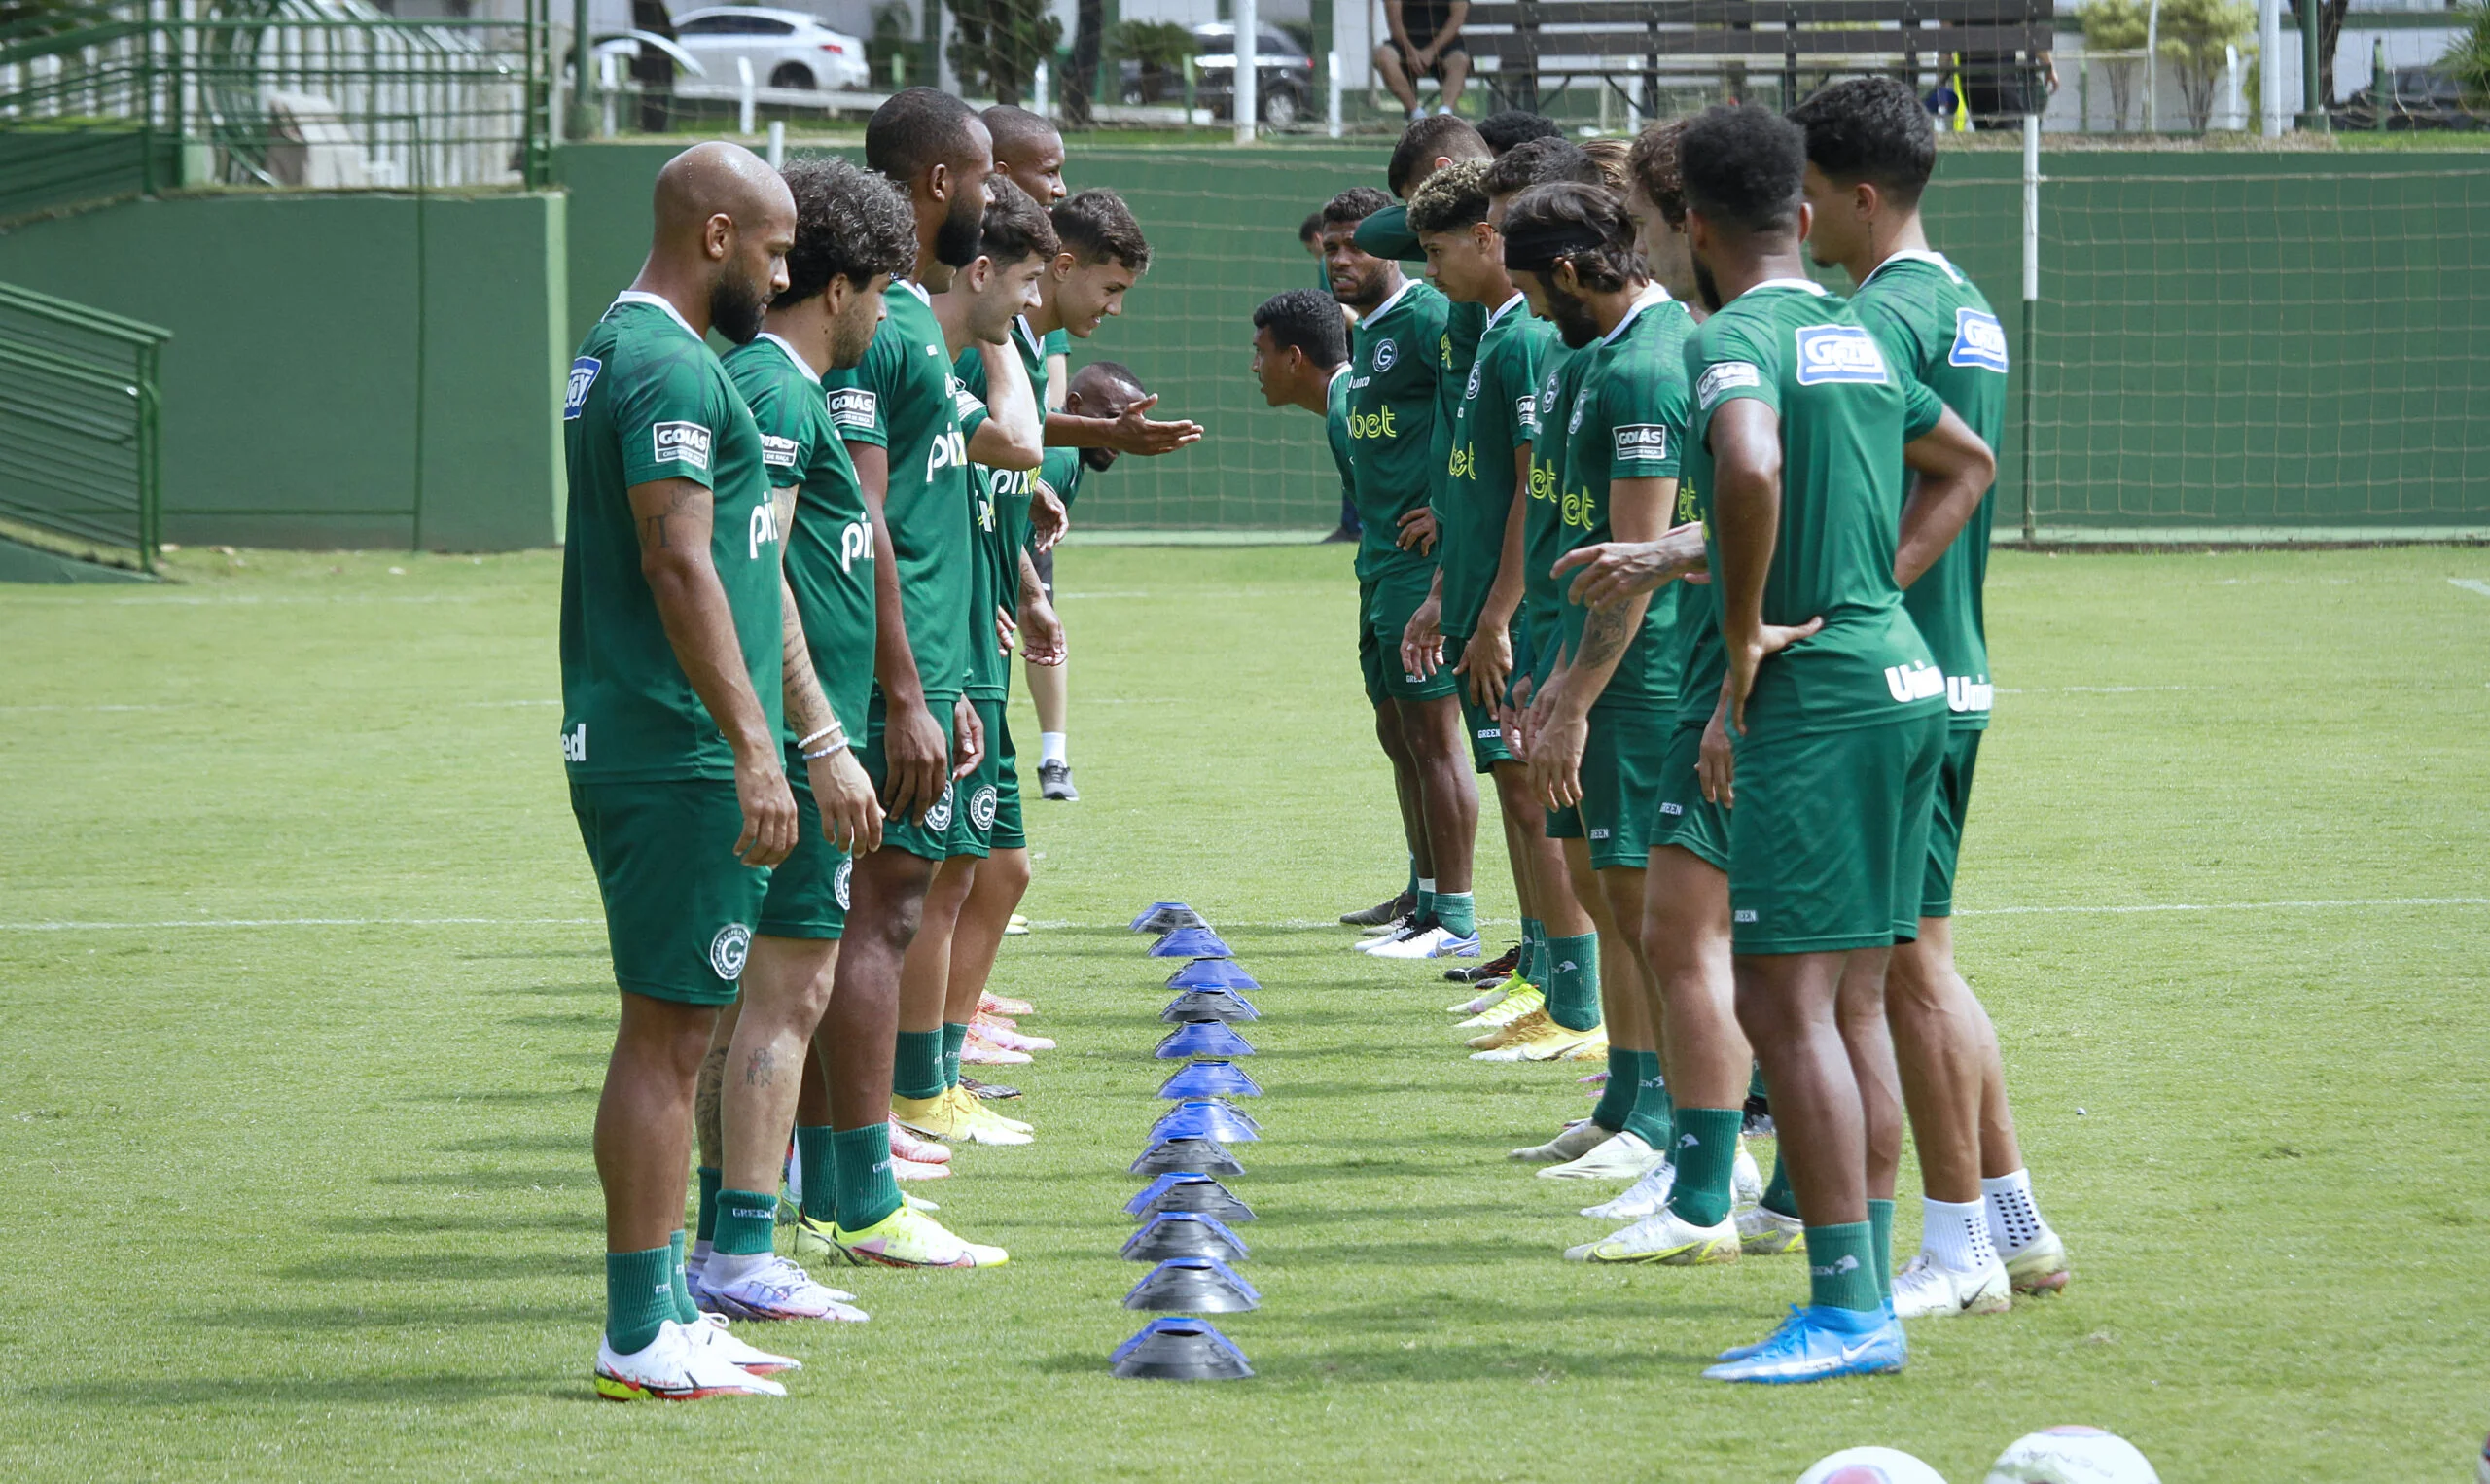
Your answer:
[1113,902,1263,1381]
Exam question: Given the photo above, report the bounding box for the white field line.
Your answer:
[2451,579,2490,598]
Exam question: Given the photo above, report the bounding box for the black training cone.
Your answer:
[1130,902,1209,935]
[1123,1255,1262,1313]
[1161,988,1258,1023]
[1125,1172,1257,1224]
[1110,1318,1254,1380]
[1128,1135,1245,1177]
[1120,1210,1250,1263]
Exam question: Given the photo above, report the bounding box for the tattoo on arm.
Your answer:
[637,483,704,552]
[780,582,836,741]
[1576,602,1636,670]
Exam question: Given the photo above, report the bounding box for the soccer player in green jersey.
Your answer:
[1667,104,1996,1384]
[1321,188,1485,965]
[1251,290,1355,539]
[563,142,808,1400]
[1791,75,2069,1314]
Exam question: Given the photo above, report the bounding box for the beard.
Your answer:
[829,310,878,370]
[1692,255,1724,314]
[1081,445,1118,473]
[934,190,985,269]
[1546,281,1601,349]
[709,264,769,345]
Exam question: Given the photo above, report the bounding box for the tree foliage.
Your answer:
[2157,0,2255,129]
[950,0,1062,106]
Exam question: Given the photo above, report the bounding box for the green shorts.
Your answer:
[757,747,850,941]
[1726,711,1945,956]
[944,697,1007,860]
[1651,717,1729,871]
[569,777,768,1007]
[863,688,960,863]
[1578,706,1670,869]
[1359,565,1456,702]
[1921,727,1982,919]
[990,711,1026,853]
[1441,632,1516,772]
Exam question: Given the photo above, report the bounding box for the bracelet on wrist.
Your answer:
[797,724,838,749]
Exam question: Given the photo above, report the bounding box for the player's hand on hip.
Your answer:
[883,695,949,824]
[808,746,885,857]
[1725,616,1823,734]
[1395,507,1438,553]
[731,745,800,867]
[951,695,985,781]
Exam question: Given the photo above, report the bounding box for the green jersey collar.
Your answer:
[755,332,822,385]
[1364,275,1421,328]
[1484,291,1527,331]
[1599,282,1674,347]
[1861,249,1961,288]
[608,289,702,342]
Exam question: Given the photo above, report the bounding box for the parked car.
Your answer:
[668,7,871,94]
[2331,66,2485,130]
[1120,21,1315,128]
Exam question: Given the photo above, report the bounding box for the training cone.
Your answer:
[1110,1318,1254,1381]
[1125,1172,1258,1224]
[1129,902,1209,935]
[1122,1255,1261,1313]
[1156,1060,1263,1100]
[1150,1099,1262,1144]
[1130,1136,1245,1177]
[1155,1021,1255,1059]
[1165,959,1261,992]
[1120,1210,1250,1263]
[1150,927,1233,960]
[1161,988,1258,1023]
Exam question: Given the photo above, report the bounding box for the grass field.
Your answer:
[2,542,2486,1482]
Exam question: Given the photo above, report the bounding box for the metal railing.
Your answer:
[0,279,171,574]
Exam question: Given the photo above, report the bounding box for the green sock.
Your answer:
[795,1124,837,1224]
[1589,1046,1638,1131]
[894,1028,945,1101]
[1416,877,1437,922]
[1518,916,1545,984]
[831,1122,901,1232]
[1761,1149,1799,1218]
[694,1165,722,1244]
[666,1229,698,1324]
[1804,1221,1883,1314]
[1622,1051,1673,1148]
[605,1245,676,1355]
[1544,933,1600,1031]
[1405,857,1420,900]
[1749,1063,1769,1101]
[712,1187,776,1257]
[1868,1197,1896,1303]
[1666,1108,1744,1227]
[941,1020,970,1090]
[1436,891,1476,936]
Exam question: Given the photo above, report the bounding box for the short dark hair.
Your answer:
[1625,119,1690,227]
[1500,182,1639,293]
[1480,136,1600,199]
[981,103,1060,159]
[1787,76,1936,209]
[1477,109,1564,155]
[866,87,981,186]
[1298,211,1325,245]
[1680,103,1807,233]
[775,155,916,306]
[978,176,1059,265]
[1320,186,1395,228]
[1405,159,1492,236]
[1387,115,1491,197]
[1078,358,1145,399]
[1253,288,1348,370]
[1052,188,1150,272]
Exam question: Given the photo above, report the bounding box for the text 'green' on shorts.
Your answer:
[863,688,960,863]
[1726,712,1945,956]
[1920,727,1981,920]
[758,747,850,941]
[1577,706,1670,869]
[1441,632,1516,773]
[570,777,768,1007]
[1651,717,1730,872]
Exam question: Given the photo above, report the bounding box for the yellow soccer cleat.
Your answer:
[1468,1006,1554,1050]
[891,1092,974,1143]
[1458,983,1543,1030]
[1473,1014,1605,1062]
[835,1203,1009,1269]
[949,1084,1031,1135]
[1561,1028,1611,1062]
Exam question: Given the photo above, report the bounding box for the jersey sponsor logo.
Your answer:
[1949,307,2010,372]
[1529,461,1557,502]
[1614,423,1668,462]
[1446,442,1478,481]
[827,386,878,429]
[926,426,968,477]
[970,785,998,832]
[1696,361,1762,410]
[1440,332,1452,368]
[1347,405,1400,441]
[838,518,872,573]
[1793,325,1890,386]
[1561,486,1593,528]
[560,722,587,762]
[923,782,955,833]
[1884,659,1946,703]
[564,357,602,420]
[707,922,753,980]
[976,489,996,533]
[1515,394,1535,427]
[1372,336,1399,372]
[834,858,852,910]
[760,434,800,469]
[748,500,781,561]
[652,420,713,471]
[1947,675,1995,713]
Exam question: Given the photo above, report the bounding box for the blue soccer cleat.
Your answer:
[1702,1304,1905,1384]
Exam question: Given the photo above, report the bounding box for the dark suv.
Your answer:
[1120,22,1316,128]
[2332,66,2485,130]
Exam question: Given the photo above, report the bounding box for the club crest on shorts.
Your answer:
[971,785,999,832]
[834,858,852,910]
[708,923,752,980]
[924,782,956,832]
[1372,337,1398,372]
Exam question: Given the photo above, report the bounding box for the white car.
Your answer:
[669,7,870,94]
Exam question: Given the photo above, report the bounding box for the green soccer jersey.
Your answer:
[559,293,781,783]
[1852,250,2005,731]
[1520,341,1581,645]
[1035,445,1085,517]
[955,318,1048,702]
[1682,278,1948,737]
[1430,297,1485,530]
[824,281,987,705]
[1344,276,1450,582]
[1437,294,1550,640]
[726,332,877,748]
[1556,286,1695,714]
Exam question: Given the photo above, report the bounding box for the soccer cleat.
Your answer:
[1742,1092,1775,1139]
[960,1031,1032,1066]
[2002,1227,2072,1294]
[1568,1207,1740,1264]
[892,1092,974,1142]
[1467,1006,1549,1049]
[947,1087,1032,1145]
[1037,759,1078,801]
[686,1312,800,1373]
[1736,1204,1806,1255]
[1560,1029,1611,1061]
[691,1254,868,1324]
[1341,890,1415,928]
[981,991,1035,1017]
[1715,1305,1808,1362]
[1538,1130,1664,1181]
[887,1118,952,1164]
[903,1191,939,1211]
[1889,1254,2013,1319]
[1733,1144,1764,1208]
[891,1155,951,1182]
[1460,986,1545,1032]
[1365,923,1480,960]
[1447,942,1521,984]
[595,1320,789,1400]
[1583,1159,1675,1220]
[952,1083,1031,1132]
[1004,913,1030,936]
[959,1074,1021,1100]
[1473,1013,1606,1062]
[1510,1118,1609,1164]
[1702,1305,1906,1384]
[1447,982,1515,1015]
[976,1017,1055,1052]
[1358,914,1415,941]
[835,1202,1009,1269]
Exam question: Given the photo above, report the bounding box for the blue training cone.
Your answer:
[1155,1021,1255,1059]
[1150,927,1233,960]
[1124,1172,1258,1223]
[1151,1099,1262,1144]
[1129,901,1208,935]
[1156,1059,1263,1099]
[1166,958,1261,992]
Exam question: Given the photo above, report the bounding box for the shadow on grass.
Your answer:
[184,1303,586,1333]
[428,1133,582,1155]
[1031,1342,1712,1382]
[402,1087,596,1106]
[499,1012,614,1030]
[370,1167,585,1190]
[28,1372,568,1406]
[320,1210,587,1236]
[498,981,613,999]
[270,1251,577,1282]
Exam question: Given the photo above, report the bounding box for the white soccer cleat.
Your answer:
[1538,1130,1664,1181]
[1447,983,1513,1015]
[2003,1227,2073,1294]
[1890,1253,2013,1319]
[1565,1207,1740,1265]
[1732,1143,1763,1208]
[1736,1203,1806,1255]
[1358,912,1414,939]
[1509,1118,1608,1164]
[687,1312,800,1373]
[594,1320,788,1400]
[1583,1159,1676,1220]
[692,1254,868,1323]
[1366,925,1481,960]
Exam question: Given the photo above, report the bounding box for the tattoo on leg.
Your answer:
[742,1045,778,1087]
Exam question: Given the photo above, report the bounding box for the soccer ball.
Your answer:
[1797,1447,1949,1484]
[1984,1426,2161,1484]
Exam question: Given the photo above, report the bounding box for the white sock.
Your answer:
[689,1237,714,1269]
[1981,1169,2049,1256]
[1418,877,1437,901]
[1040,731,1067,767]
[703,1250,773,1289]
[1920,1195,1998,1273]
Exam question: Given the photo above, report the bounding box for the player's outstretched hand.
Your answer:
[882,695,949,824]
[1396,506,1438,554]
[1107,394,1204,456]
[1029,482,1069,551]
[807,745,884,857]
[731,744,800,867]
[1401,594,1444,679]
[951,695,986,781]
[1019,595,1066,666]
[1456,623,1512,710]
[1553,522,1710,609]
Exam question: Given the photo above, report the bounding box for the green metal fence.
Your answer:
[0,278,170,572]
